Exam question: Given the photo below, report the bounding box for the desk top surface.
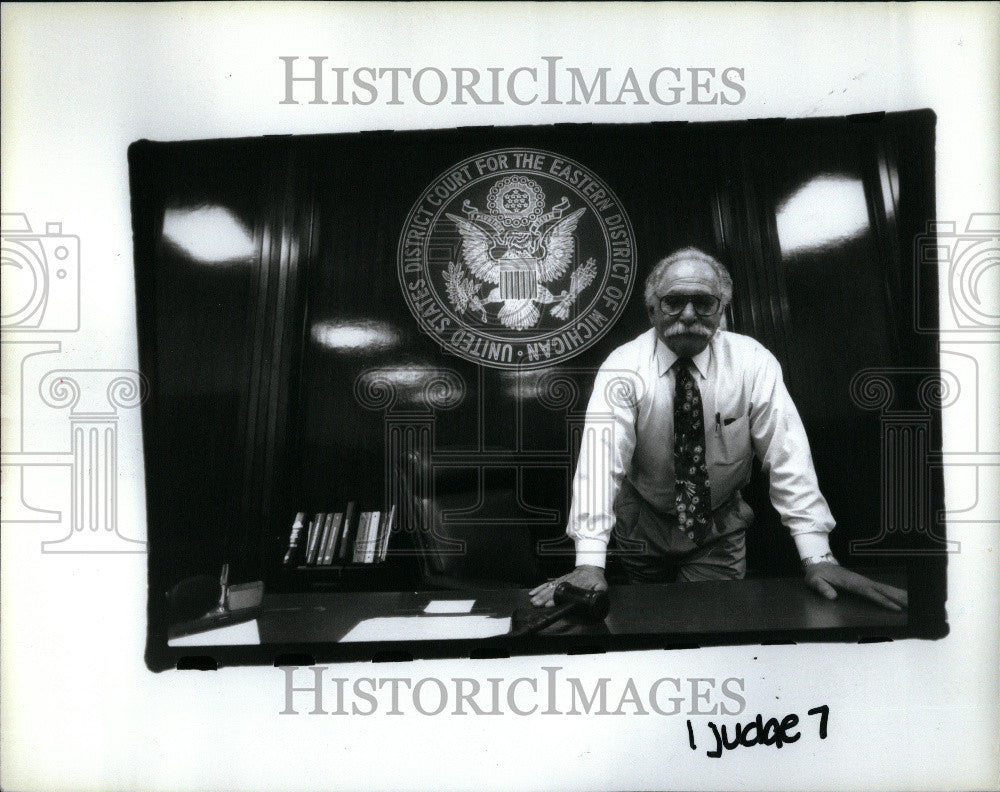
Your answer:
[256,576,908,645]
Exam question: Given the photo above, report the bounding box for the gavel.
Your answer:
[511,582,610,636]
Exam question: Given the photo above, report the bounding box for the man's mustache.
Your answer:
[666,324,712,338]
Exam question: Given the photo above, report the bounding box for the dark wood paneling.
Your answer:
[131,113,939,599]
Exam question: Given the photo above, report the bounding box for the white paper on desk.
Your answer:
[340,615,510,642]
[423,599,476,614]
[168,620,261,647]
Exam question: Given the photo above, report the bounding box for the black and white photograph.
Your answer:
[131,113,945,667]
[2,4,997,791]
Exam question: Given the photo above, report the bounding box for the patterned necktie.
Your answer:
[673,360,713,544]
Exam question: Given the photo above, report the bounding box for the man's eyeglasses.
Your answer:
[657,294,722,317]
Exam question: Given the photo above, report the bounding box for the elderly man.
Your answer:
[531,247,907,611]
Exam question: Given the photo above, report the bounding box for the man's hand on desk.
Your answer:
[529,565,607,608]
[804,563,908,612]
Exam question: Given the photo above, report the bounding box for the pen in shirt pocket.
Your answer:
[718,403,753,429]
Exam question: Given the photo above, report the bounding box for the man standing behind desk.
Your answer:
[531,248,907,612]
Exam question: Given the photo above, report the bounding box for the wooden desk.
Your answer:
[257,576,907,645]
[160,575,912,668]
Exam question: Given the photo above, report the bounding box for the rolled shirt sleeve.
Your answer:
[748,349,834,559]
[566,356,642,569]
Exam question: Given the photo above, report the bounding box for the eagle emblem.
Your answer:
[442,175,598,331]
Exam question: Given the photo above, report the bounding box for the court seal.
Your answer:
[397,147,637,369]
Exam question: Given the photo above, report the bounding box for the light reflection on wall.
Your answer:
[497,368,558,400]
[775,175,870,256]
[311,319,402,354]
[162,205,256,263]
[354,363,465,410]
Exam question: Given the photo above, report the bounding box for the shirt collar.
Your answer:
[654,331,714,380]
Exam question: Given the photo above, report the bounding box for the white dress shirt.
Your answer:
[568,327,835,568]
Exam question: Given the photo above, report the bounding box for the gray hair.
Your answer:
[644,247,733,310]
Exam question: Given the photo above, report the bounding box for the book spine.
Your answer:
[371,510,386,564]
[352,512,371,563]
[283,512,306,567]
[322,512,344,565]
[350,513,362,563]
[305,514,321,565]
[314,513,330,566]
[338,502,357,561]
[315,513,332,565]
[364,511,377,563]
[351,512,370,564]
[364,511,381,564]
[377,505,396,562]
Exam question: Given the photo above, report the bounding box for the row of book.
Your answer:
[282,504,396,567]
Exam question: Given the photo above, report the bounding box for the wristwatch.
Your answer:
[801,552,838,567]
